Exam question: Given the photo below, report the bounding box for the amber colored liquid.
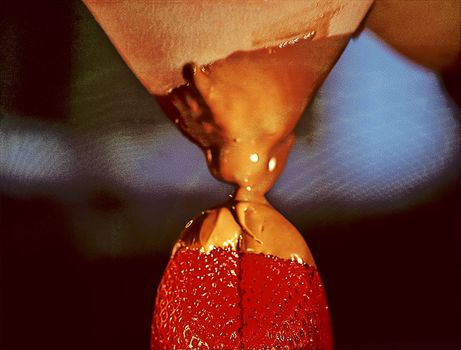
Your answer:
[156,34,349,202]
[155,34,350,261]
[152,34,348,349]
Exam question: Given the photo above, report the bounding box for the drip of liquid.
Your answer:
[80,2,374,349]
[152,34,350,349]
[156,33,349,261]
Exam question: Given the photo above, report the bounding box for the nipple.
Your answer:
[149,18,360,350]
[79,2,374,349]
[156,34,349,265]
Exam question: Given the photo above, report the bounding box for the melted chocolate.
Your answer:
[157,34,349,261]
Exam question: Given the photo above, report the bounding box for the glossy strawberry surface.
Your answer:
[240,253,333,349]
[152,248,332,349]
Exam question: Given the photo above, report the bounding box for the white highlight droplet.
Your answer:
[268,157,277,172]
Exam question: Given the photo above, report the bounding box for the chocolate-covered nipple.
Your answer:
[157,34,349,262]
[81,2,375,348]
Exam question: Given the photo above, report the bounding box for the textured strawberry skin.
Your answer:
[151,248,242,349]
[152,249,333,349]
[240,253,333,349]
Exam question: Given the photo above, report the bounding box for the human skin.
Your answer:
[366,0,460,71]
[79,1,459,349]
[82,0,460,102]
[366,0,460,103]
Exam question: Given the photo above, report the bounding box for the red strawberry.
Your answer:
[152,248,333,349]
[151,248,242,349]
[240,253,333,349]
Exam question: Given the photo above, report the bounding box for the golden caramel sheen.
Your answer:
[161,34,349,263]
[173,200,315,266]
[81,0,374,263]
[160,34,348,200]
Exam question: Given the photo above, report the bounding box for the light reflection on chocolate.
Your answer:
[158,34,349,265]
[79,1,373,263]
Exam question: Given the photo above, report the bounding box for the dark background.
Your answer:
[1,1,460,349]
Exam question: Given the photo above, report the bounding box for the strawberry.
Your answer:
[152,248,332,349]
[240,253,333,349]
[151,248,242,349]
